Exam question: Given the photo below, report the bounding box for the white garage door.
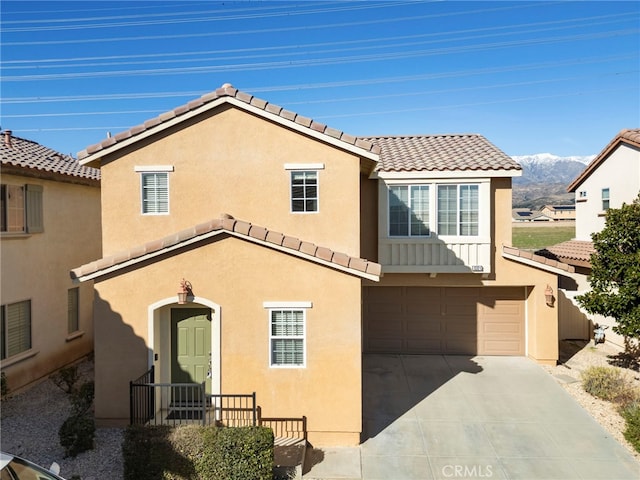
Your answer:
[363,286,525,355]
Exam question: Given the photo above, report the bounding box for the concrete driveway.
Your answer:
[303,355,640,480]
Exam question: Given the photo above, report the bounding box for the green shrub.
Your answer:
[581,366,629,402]
[70,381,94,416]
[199,426,274,480]
[621,401,640,453]
[59,414,95,458]
[50,365,80,394]
[123,425,274,480]
[1,371,8,398]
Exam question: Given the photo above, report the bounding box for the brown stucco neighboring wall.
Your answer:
[92,235,363,446]
[99,106,363,259]
[1,174,101,391]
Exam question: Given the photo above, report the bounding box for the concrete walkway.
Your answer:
[303,355,640,480]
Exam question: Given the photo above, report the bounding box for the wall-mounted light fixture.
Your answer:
[544,285,555,307]
[178,278,193,304]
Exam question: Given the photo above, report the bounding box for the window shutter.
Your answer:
[6,301,31,357]
[25,184,44,233]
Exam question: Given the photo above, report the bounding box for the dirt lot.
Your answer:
[543,340,640,460]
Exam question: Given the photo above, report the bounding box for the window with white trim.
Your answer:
[388,185,430,236]
[1,183,43,233]
[602,188,610,210]
[437,184,479,236]
[291,171,318,213]
[269,309,305,367]
[140,172,169,214]
[1,300,31,360]
[68,287,79,334]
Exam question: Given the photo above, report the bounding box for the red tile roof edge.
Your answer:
[568,128,640,192]
[71,214,381,280]
[502,245,575,274]
[78,83,380,161]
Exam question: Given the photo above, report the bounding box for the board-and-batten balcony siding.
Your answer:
[379,237,492,273]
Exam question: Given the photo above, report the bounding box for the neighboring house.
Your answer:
[72,84,561,446]
[568,128,640,241]
[539,128,640,346]
[0,130,101,392]
[512,208,551,222]
[539,204,575,221]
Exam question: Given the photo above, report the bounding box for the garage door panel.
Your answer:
[363,287,525,356]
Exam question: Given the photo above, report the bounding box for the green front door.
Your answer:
[171,308,212,396]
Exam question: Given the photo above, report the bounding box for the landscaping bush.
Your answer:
[123,424,274,480]
[581,366,629,402]
[621,401,640,453]
[50,365,81,394]
[1,371,8,398]
[59,414,95,458]
[198,426,274,480]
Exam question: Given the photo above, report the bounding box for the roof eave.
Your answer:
[371,168,522,180]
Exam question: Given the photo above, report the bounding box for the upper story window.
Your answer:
[291,171,318,213]
[135,166,173,215]
[438,184,479,236]
[602,188,610,210]
[579,190,587,198]
[389,185,430,236]
[0,184,43,234]
[1,300,31,360]
[285,163,323,214]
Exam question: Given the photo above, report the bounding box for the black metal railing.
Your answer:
[129,366,155,425]
[259,412,307,446]
[129,375,257,427]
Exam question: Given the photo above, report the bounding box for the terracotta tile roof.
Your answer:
[71,214,381,281]
[77,83,380,161]
[568,128,640,192]
[535,240,595,268]
[502,245,575,274]
[362,134,522,173]
[1,130,100,183]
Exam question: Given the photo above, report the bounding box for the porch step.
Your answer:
[274,438,306,480]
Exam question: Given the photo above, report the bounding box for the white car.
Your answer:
[0,452,65,480]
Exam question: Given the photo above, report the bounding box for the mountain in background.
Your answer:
[511,153,594,209]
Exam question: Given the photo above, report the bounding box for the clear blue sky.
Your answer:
[1,1,638,158]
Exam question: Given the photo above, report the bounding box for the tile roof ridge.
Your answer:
[364,133,482,139]
[78,83,380,160]
[71,213,381,280]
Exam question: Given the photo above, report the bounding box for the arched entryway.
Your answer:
[147,297,221,396]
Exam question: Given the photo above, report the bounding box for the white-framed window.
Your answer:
[1,184,43,234]
[68,287,79,334]
[141,172,169,214]
[264,302,310,368]
[437,184,479,236]
[290,171,318,213]
[1,300,31,360]
[602,188,610,210]
[388,185,430,236]
[579,190,587,198]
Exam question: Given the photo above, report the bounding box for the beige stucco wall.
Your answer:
[1,173,101,391]
[99,105,363,258]
[93,236,363,446]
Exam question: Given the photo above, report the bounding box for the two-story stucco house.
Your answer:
[72,84,563,446]
[0,130,101,392]
[539,128,640,346]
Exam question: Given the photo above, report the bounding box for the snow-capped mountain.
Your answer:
[511,153,595,208]
[511,153,594,186]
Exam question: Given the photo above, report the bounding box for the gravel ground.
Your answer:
[2,342,638,479]
[0,359,124,480]
[543,339,640,461]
